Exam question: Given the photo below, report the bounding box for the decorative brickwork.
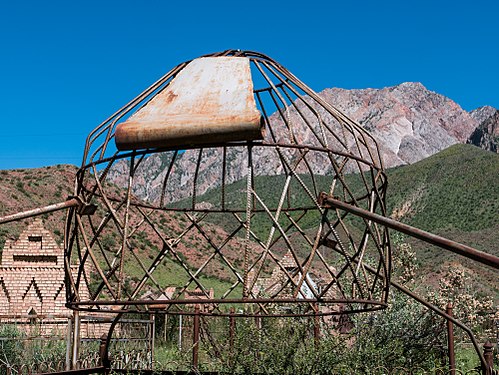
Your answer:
[0,218,89,317]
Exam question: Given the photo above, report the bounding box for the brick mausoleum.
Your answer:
[0,218,87,317]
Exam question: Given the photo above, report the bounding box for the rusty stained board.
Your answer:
[115,56,264,150]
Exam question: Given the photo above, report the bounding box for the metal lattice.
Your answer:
[64,50,391,317]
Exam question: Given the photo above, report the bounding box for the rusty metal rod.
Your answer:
[192,305,200,371]
[447,303,456,375]
[69,297,384,306]
[357,260,488,371]
[320,194,499,270]
[0,198,79,225]
[483,341,495,375]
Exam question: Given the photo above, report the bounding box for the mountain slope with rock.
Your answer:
[468,105,499,152]
[107,82,492,205]
[320,82,478,165]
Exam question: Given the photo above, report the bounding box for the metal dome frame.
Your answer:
[62,50,392,318]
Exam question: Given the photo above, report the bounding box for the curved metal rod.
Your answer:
[100,312,124,370]
[321,193,494,370]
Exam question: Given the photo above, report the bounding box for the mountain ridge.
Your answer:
[106,81,497,205]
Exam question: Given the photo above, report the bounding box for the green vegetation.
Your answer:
[167,144,498,294]
[0,324,67,366]
[149,234,495,374]
[124,255,240,299]
[386,144,499,233]
[186,144,499,240]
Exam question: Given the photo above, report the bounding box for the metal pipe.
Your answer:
[447,303,456,375]
[192,305,200,371]
[320,194,499,270]
[313,302,320,347]
[358,261,488,370]
[178,314,183,351]
[0,198,79,225]
[483,341,494,375]
[71,310,80,369]
[229,307,235,356]
[65,317,72,371]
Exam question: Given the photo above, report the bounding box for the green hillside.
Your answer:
[386,144,499,235]
[185,144,498,297]
[183,144,498,249]
[385,144,499,297]
[1,144,497,300]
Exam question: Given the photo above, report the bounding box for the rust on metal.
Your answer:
[483,341,495,375]
[192,305,200,370]
[320,193,499,270]
[69,50,392,319]
[115,57,264,150]
[0,198,80,225]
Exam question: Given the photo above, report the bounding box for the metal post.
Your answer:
[255,312,262,330]
[98,334,110,369]
[229,307,235,358]
[446,303,456,375]
[313,302,320,347]
[150,313,155,370]
[65,317,72,371]
[0,198,80,225]
[178,314,183,351]
[71,310,80,369]
[483,341,494,375]
[167,314,168,342]
[192,305,200,371]
[320,194,499,270]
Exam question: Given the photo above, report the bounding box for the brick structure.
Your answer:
[250,251,325,300]
[250,251,343,313]
[0,218,88,317]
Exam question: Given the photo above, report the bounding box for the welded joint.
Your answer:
[69,196,97,216]
[318,192,337,208]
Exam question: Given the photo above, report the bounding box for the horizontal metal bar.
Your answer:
[0,198,79,225]
[320,193,499,270]
[70,297,384,306]
[68,297,387,318]
[37,367,106,375]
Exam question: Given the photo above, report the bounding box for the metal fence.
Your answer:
[0,310,496,374]
[0,314,153,372]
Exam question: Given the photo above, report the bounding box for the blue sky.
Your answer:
[1,1,498,169]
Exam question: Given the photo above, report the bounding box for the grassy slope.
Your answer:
[188,143,498,252]
[385,144,499,298]
[0,144,497,299]
[188,144,499,298]
[0,164,77,248]
[386,144,499,236]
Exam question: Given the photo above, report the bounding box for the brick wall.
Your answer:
[0,218,88,316]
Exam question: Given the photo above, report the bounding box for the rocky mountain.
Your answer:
[320,82,478,165]
[108,82,496,204]
[468,106,499,152]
